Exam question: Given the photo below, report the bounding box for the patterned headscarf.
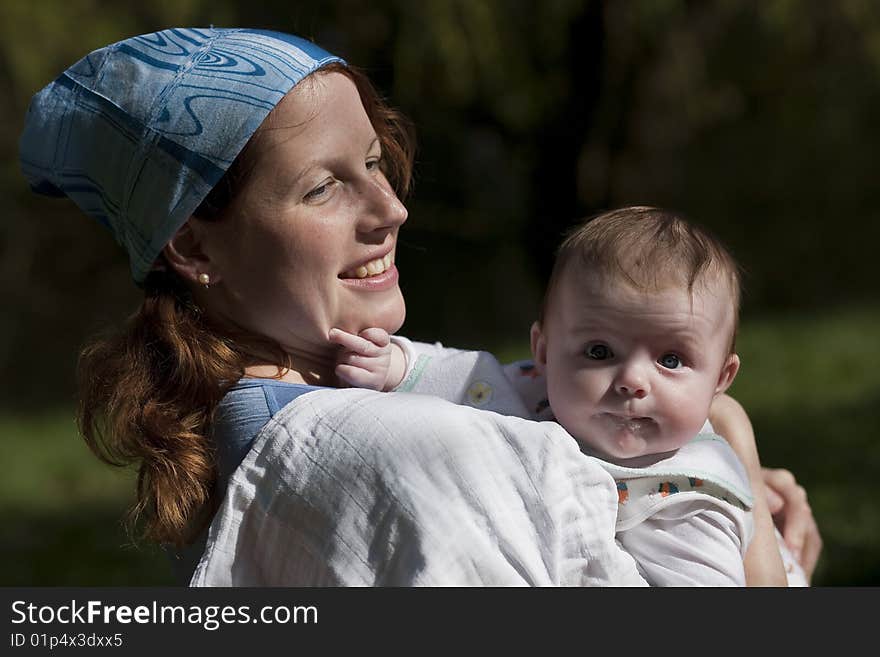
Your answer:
[19,28,344,282]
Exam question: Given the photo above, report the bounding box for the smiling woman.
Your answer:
[167,70,410,383]
[18,27,821,586]
[18,28,417,553]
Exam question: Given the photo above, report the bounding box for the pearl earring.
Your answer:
[198,273,211,288]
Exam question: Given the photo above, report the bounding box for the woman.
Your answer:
[19,27,820,585]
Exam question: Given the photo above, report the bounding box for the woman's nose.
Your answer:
[358,177,408,233]
[614,362,649,399]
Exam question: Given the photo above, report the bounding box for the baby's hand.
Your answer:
[328,328,405,391]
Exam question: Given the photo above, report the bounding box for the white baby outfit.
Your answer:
[392,338,756,585]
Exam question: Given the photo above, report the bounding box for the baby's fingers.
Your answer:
[358,327,390,348]
[335,363,383,390]
[328,327,385,356]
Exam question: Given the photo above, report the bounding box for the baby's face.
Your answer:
[531,270,739,462]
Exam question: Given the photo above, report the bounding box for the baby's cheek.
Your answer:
[552,405,593,447]
[554,382,600,429]
[548,373,586,410]
[666,389,714,437]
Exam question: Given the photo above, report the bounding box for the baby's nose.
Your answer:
[614,363,649,398]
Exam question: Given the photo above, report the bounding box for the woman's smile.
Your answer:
[339,262,399,290]
[340,251,395,279]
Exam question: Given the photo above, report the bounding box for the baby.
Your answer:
[330,206,755,585]
[528,206,741,463]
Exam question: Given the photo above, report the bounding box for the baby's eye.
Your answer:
[585,344,613,360]
[658,353,681,369]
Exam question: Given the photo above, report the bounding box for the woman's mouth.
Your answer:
[339,252,399,291]
[341,253,393,279]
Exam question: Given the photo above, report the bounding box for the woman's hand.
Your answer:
[762,467,823,582]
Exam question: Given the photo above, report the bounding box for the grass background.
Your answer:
[2,304,878,586]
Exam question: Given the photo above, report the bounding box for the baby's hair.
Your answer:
[540,206,742,351]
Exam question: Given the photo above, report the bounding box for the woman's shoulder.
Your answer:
[213,378,326,482]
[228,377,324,414]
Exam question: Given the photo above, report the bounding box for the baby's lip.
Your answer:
[602,412,653,421]
[599,412,657,429]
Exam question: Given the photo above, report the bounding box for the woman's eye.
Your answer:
[304,180,333,202]
[658,353,681,369]
[366,157,381,172]
[586,344,612,360]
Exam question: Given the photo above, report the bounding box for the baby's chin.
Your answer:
[598,426,700,467]
[610,428,651,458]
[579,415,663,462]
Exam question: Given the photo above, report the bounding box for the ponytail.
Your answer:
[77,271,249,546]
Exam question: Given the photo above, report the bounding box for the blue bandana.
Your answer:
[19,28,344,283]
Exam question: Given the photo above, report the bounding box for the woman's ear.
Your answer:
[162,219,221,286]
[530,321,547,373]
[714,353,741,396]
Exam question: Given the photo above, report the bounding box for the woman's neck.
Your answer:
[242,344,339,386]
[202,309,340,386]
[244,360,336,386]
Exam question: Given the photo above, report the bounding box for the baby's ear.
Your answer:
[714,353,741,395]
[530,321,547,373]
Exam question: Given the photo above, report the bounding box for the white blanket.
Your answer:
[190,388,647,586]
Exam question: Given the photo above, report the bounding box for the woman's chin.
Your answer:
[337,295,406,336]
[374,292,406,334]
[386,304,406,334]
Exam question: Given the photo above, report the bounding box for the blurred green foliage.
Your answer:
[731,306,880,585]
[3,0,878,584]
[0,410,172,584]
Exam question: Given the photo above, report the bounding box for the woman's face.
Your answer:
[197,72,408,364]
